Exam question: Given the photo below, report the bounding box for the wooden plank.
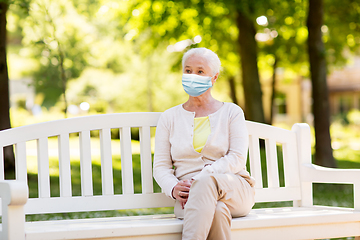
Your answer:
[37,137,50,198]
[0,113,162,147]
[24,214,181,240]
[282,141,300,188]
[265,138,280,188]
[139,126,153,194]
[0,113,159,157]
[99,128,114,195]
[22,209,360,240]
[254,187,302,202]
[246,121,295,144]
[354,184,360,210]
[0,147,4,180]
[79,130,93,196]
[23,193,174,214]
[15,142,28,183]
[120,127,134,195]
[58,134,72,197]
[248,135,263,188]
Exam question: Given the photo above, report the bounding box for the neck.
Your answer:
[186,93,215,108]
[182,92,223,117]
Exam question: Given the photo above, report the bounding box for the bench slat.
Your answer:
[0,113,162,147]
[140,126,154,194]
[255,187,301,202]
[0,147,4,180]
[265,138,280,188]
[120,127,134,194]
[23,193,174,214]
[58,134,72,197]
[100,128,114,195]
[15,142,28,183]
[79,130,93,196]
[282,141,300,188]
[246,122,293,144]
[37,137,50,198]
[248,135,263,189]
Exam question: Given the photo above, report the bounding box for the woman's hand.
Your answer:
[172,179,194,209]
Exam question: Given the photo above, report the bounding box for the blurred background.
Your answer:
[1,0,360,168]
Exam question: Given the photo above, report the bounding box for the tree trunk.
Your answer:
[307,0,336,167]
[58,44,68,118]
[146,57,153,112]
[0,2,15,175]
[270,56,278,125]
[228,76,238,105]
[236,10,265,123]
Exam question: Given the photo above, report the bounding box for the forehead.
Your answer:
[184,55,210,69]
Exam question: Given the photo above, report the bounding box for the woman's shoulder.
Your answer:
[159,104,186,122]
[161,104,183,116]
[222,102,245,114]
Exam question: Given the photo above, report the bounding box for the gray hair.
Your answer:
[182,48,221,76]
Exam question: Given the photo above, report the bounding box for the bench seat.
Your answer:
[23,206,360,240]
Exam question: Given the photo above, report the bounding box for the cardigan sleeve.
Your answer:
[153,113,179,199]
[192,106,249,180]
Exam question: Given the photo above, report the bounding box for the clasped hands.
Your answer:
[172,179,194,209]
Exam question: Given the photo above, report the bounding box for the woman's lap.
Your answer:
[174,173,255,219]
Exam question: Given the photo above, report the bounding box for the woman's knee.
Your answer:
[191,174,217,190]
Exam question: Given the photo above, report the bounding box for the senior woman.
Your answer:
[153,47,255,240]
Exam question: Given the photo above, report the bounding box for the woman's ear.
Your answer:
[212,73,219,85]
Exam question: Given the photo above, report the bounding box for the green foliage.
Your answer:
[122,0,241,74]
[325,0,360,67]
[6,0,360,113]
[20,0,91,107]
[256,0,310,78]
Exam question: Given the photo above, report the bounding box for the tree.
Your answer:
[0,0,30,174]
[0,0,15,173]
[324,0,360,67]
[236,7,265,123]
[21,0,93,113]
[254,1,309,124]
[307,0,336,167]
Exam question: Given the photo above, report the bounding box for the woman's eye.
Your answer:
[198,70,204,74]
[185,69,191,73]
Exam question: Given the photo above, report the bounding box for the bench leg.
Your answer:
[355,236,360,240]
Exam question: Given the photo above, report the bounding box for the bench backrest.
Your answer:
[0,112,303,215]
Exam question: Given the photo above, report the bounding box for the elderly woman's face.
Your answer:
[184,55,213,77]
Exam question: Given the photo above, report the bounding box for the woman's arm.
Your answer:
[192,107,249,180]
[153,114,179,198]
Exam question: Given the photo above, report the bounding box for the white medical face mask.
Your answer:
[182,74,213,97]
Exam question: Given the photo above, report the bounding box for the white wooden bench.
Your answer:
[0,112,359,240]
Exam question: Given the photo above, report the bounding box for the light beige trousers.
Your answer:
[174,173,255,240]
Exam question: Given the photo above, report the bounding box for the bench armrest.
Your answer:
[0,180,28,240]
[301,163,360,210]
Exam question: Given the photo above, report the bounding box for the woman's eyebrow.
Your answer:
[185,65,206,70]
[189,66,205,69]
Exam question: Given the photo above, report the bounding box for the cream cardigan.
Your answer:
[153,102,255,199]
